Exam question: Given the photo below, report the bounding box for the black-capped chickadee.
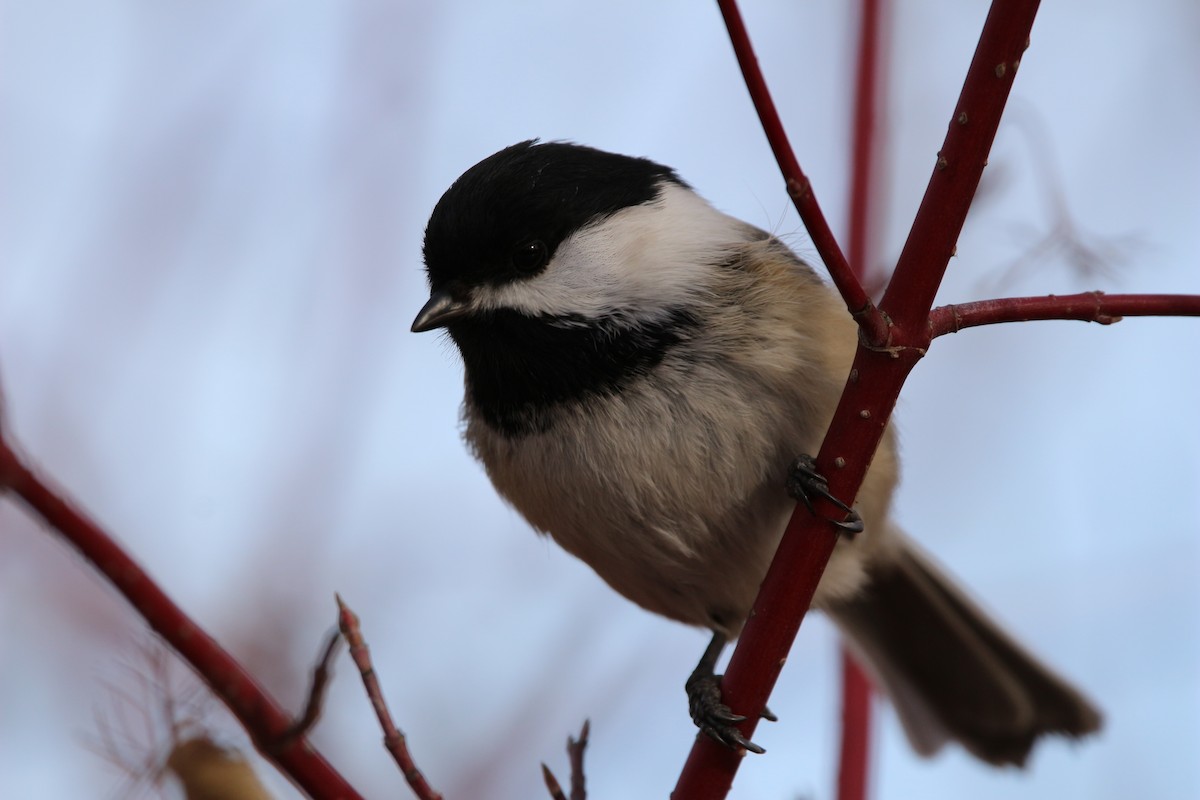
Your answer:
[413,140,1101,764]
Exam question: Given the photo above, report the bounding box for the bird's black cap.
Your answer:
[421,140,685,293]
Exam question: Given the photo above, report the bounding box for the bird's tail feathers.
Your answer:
[827,534,1102,767]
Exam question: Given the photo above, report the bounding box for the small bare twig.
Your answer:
[542,719,589,800]
[542,764,568,800]
[567,720,590,800]
[276,629,343,748]
[336,594,443,800]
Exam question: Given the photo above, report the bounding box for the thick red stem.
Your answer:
[674,2,1042,797]
[0,440,363,800]
[880,0,1042,333]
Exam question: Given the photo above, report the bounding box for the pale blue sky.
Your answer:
[1,2,1197,799]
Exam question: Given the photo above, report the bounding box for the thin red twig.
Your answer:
[674,3,1044,797]
[278,629,344,747]
[336,595,443,800]
[716,0,889,345]
[0,436,362,800]
[930,292,1200,337]
[837,0,884,796]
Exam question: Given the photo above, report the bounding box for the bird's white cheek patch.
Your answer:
[477,183,751,320]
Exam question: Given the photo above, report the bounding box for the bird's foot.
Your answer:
[786,454,864,536]
[686,671,768,754]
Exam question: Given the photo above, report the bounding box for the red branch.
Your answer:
[837,0,884,797]
[846,0,883,282]
[674,2,1044,797]
[837,651,874,800]
[716,0,889,345]
[930,292,1200,336]
[0,436,362,800]
[337,596,443,800]
[881,0,1043,334]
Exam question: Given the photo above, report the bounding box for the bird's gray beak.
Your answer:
[411,289,471,332]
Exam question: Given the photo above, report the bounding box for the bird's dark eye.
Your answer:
[512,240,548,273]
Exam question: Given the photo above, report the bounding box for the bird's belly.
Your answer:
[516,464,793,632]
[482,441,873,637]
[465,381,814,632]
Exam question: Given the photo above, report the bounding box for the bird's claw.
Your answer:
[686,672,765,754]
[787,454,864,537]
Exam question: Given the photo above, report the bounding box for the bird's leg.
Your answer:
[685,632,768,754]
[787,454,864,536]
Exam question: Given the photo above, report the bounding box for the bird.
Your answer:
[412,139,1102,765]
